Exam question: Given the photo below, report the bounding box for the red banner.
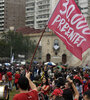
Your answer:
[48,0,90,60]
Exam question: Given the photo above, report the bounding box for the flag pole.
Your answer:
[28,25,47,71]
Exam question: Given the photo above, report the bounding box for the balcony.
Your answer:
[38,3,50,7]
[26,23,34,27]
[38,7,49,11]
[26,9,34,12]
[26,0,35,4]
[0,1,4,4]
[26,15,34,17]
[38,23,46,26]
[26,24,34,28]
[26,6,34,9]
[37,11,50,15]
[0,8,4,10]
[0,12,4,14]
[38,25,45,29]
[0,24,4,26]
[0,4,4,7]
[0,15,4,18]
[36,17,48,22]
[0,27,4,30]
[26,19,34,22]
[0,20,4,22]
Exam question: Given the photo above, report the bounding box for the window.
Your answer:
[62,54,67,64]
[54,39,59,45]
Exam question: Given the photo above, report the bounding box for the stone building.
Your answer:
[16,27,71,65]
[17,26,90,67]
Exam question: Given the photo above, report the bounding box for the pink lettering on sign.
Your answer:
[48,0,90,60]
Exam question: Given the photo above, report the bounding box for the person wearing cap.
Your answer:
[52,88,63,100]
[51,78,64,100]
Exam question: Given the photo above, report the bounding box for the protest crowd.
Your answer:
[0,0,89,99]
[0,62,90,100]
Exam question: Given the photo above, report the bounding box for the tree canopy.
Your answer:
[0,31,36,59]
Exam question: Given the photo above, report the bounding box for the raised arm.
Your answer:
[67,77,79,100]
[26,72,37,91]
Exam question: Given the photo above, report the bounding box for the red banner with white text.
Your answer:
[48,0,90,60]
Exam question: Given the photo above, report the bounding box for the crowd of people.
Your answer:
[0,63,90,100]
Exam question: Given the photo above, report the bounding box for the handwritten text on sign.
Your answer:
[48,0,90,59]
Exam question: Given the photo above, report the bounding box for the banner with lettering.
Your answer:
[48,0,90,60]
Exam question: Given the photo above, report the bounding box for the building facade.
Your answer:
[87,0,90,27]
[26,0,58,29]
[26,0,90,29]
[17,26,90,66]
[25,31,71,64]
[75,0,88,17]
[17,27,71,65]
[0,0,25,32]
[0,0,4,32]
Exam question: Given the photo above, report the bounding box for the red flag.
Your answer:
[48,0,90,60]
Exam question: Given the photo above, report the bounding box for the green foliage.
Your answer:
[0,39,10,57]
[0,31,36,59]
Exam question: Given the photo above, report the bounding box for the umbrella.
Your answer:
[33,61,38,64]
[0,64,2,67]
[4,63,11,66]
[44,62,56,66]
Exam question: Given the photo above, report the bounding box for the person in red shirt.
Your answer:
[7,71,12,90]
[0,73,2,82]
[13,72,38,100]
[83,77,90,92]
[7,71,12,81]
[14,71,20,90]
[40,77,50,100]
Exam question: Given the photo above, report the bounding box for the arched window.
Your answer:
[46,53,51,62]
[54,39,59,45]
[62,54,67,64]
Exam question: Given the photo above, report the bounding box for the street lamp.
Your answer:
[9,26,14,31]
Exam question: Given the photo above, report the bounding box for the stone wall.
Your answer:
[26,32,71,64]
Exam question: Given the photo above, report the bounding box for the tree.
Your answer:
[0,39,10,57]
[0,31,36,59]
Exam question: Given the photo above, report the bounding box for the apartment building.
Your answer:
[26,0,35,28]
[75,0,88,17]
[0,0,4,32]
[0,0,25,32]
[26,0,89,29]
[88,0,90,16]
[26,0,57,29]
[86,0,90,27]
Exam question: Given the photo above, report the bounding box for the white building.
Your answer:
[88,0,90,16]
[26,0,57,29]
[0,0,4,32]
[26,0,35,28]
[75,0,88,17]
[26,0,90,29]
